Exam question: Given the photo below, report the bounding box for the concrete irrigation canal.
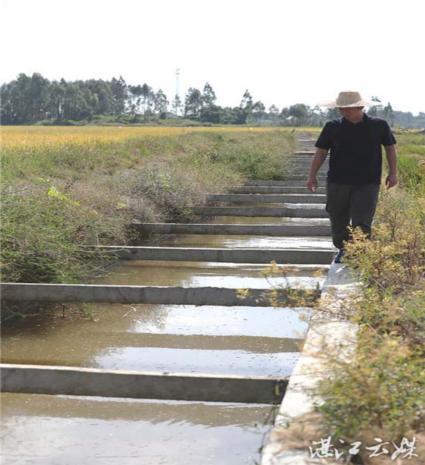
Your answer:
[1,136,337,464]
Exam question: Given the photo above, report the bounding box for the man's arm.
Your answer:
[306,148,328,192]
[384,144,397,189]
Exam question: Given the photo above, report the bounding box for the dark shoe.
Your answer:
[334,249,345,264]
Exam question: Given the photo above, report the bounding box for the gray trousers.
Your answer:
[325,182,380,249]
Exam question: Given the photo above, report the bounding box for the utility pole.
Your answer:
[174,68,181,116]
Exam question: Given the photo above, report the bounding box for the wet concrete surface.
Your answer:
[208,216,330,225]
[145,233,334,250]
[90,259,327,289]
[216,203,325,208]
[1,393,273,465]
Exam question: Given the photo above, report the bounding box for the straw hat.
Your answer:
[323,91,379,108]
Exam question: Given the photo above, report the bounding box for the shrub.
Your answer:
[315,188,425,450]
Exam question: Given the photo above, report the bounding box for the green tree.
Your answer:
[184,87,202,119]
[140,83,153,118]
[86,79,114,115]
[0,83,14,123]
[251,100,266,122]
[172,94,182,116]
[7,73,32,123]
[29,73,50,121]
[237,90,254,124]
[110,76,128,115]
[44,79,66,121]
[326,107,340,120]
[288,103,309,121]
[240,89,253,112]
[201,82,216,108]
[268,104,279,115]
[128,84,143,115]
[62,82,91,120]
[383,102,395,126]
[154,89,169,117]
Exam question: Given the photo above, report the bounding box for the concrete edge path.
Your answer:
[260,263,360,465]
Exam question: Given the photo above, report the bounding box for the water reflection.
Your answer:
[1,304,310,368]
[90,259,325,289]
[209,216,330,224]
[146,234,334,249]
[94,347,300,376]
[1,393,272,465]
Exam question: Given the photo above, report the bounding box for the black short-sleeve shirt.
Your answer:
[315,113,396,184]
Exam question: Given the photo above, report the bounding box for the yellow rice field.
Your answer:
[0,125,294,151]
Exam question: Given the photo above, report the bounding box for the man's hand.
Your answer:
[307,148,328,193]
[384,145,397,189]
[385,173,398,189]
[306,176,318,192]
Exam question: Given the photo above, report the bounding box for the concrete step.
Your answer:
[244,179,325,187]
[205,216,329,225]
[286,166,310,169]
[279,175,326,181]
[287,165,322,169]
[285,172,321,177]
[231,186,326,194]
[287,161,327,168]
[1,282,320,307]
[132,222,331,236]
[286,174,324,179]
[291,157,315,161]
[0,363,287,404]
[287,160,325,164]
[192,206,327,218]
[285,169,322,174]
[206,194,326,204]
[91,245,335,264]
[244,180,324,187]
[287,158,314,163]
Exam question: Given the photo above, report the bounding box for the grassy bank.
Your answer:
[314,130,425,463]
[1,127,295,283]
[394,129,425,195]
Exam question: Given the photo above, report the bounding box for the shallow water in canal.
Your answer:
[147,234,334,249]
[1,184,330,464]
[1,393,274,465]
[1,257,322,464]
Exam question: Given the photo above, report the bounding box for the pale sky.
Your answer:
[1,0,424,114]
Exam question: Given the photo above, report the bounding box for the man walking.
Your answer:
[307,91,398,263]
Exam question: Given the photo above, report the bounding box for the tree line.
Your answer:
[1,73,424,128]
